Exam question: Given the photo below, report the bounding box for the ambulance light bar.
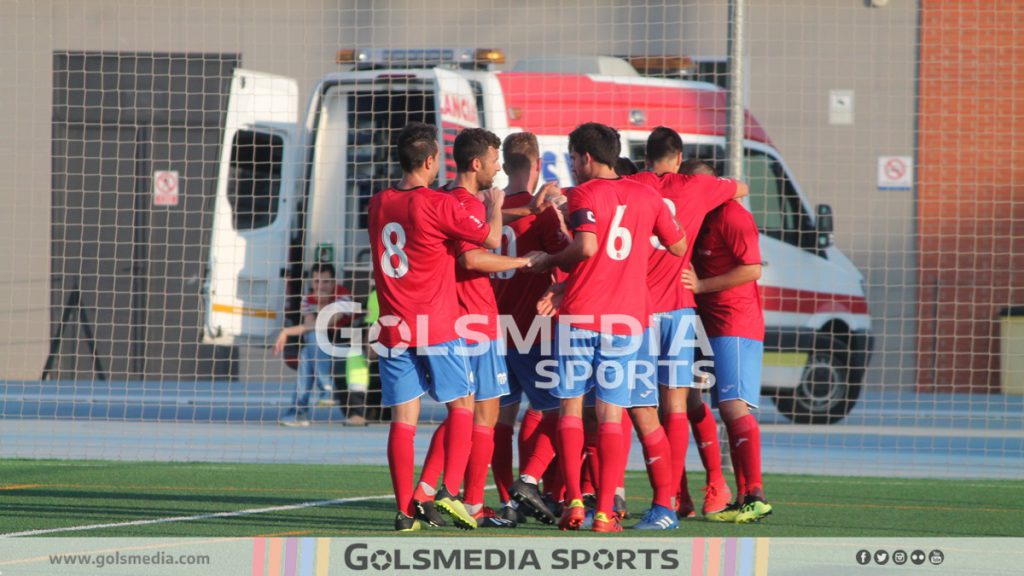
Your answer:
[336,48,505,69]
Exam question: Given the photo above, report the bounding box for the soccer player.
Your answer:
[368,122,507,532]
[534,122,687,532]
[491,132,570,526]
[627,128,748,519]
[682,178,773,524]
[410,128,540,529]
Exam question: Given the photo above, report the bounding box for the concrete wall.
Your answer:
[0,1,919,385]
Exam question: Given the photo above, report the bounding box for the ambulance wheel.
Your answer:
[772,336,861,424]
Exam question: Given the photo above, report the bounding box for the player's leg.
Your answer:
[661,386,696,517]
[493,400,519,509]
[629,404,678,530]
[616,408,632,519]
[280,343,317,426]
[591,398,625,533]
[708,337,770,523]
[411,419,447,526]
[379,347,430,531]
[689,388,731,516]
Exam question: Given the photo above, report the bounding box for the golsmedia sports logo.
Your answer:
[343,543,680,572]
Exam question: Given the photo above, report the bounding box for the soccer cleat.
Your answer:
[592,511,623,533]
[614,493,629,519]
[558,499,586,531]
[474,506,517,528]
[394,512,422,532]
[580,507,596,530]
[705,500,744,523]
[498,502,527,525]
[278,411,310,427]
[434,487,478,530]
[413,499,446,527]
[734,496,773,524]
[510,479,557,525]
[702,482,733,516]
[541,493,563,518]
[633,504,680,530]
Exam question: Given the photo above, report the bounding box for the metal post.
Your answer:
[726,0,746,180]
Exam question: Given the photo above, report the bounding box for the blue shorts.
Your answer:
[378,339,474,407]
[707,337,763,409]
[466,340,510,402]
[551,325,646,408]
[651,308,701,388]
[502,344,560,412]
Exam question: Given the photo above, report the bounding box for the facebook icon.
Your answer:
[856,550,871,565]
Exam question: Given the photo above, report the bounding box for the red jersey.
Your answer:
[491,191,571,344]
[368,186,490,347]
[627,172,738,312]
[692,201,764,341]
[448,186,500,343]
[301,284,354,328]
[560,177,684,335]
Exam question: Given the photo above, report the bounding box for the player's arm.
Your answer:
[537,281,566,316]
[542,230,597,272]
[682,263,761,295]
[479,187,506,249]
[654,198,688,257]
[458,248,535,273]
[501,182,563,224]
[272,313,316,355]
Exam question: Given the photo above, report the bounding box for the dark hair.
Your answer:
[616,157,639,176]
[679,159,718,177]
[453,128,501,172]
[396,122,439,172]
[309,262,336,278]
[568,122,620,167]
[646,126,684,164]
[503,132,540,173]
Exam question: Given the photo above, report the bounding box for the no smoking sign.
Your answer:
[153,170,180,206]
[877,156,913,190]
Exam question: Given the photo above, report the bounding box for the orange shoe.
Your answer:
[702,482,733,516]
[558,499,586,531]
[592,511,623,533]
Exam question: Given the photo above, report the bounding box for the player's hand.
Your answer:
[272,331,288,356]
[537,286,564,316]
[523,250,551,271]
[681,265,703,294]
[482,186,506,209]
[529,181,563,214]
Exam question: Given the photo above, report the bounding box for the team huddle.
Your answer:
[367,120,771,532]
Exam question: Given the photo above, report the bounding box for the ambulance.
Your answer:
[202,48,873,424]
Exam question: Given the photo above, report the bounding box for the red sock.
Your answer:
[597,422,623,516]
[689,403,725,486]
[492,422,514,503]
[619,409,632,490]
[583,432,600,497]
[640,425,675,509]
[387,422,417,516]
[443,407,474,496]
[726,414,763,498]
[518,409,544,461]
[521,411,558,480]
[412,420,446,502]
[464,424,495,508]
[557,415,585,503]
[542,455,564,501]
[664,412,689,498]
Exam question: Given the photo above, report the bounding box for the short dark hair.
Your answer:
[646,126,684,164]
[453,128,501,172]
[679,159,718,177]
[309,262,336,278]
[616,157,639,176]
[568,122,620,167]
[396,122,439,172]
[502,132,539,174]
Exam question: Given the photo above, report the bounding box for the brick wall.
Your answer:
[917,1,1024,392]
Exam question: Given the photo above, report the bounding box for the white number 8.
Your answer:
[651,199,677,250]
[606,205,632,260]
[381,222,410,278]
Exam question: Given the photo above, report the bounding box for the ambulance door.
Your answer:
[204,69,299,345]
[434,68,482,185]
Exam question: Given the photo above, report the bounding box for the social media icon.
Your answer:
[874,550,889,565]
[856,550,871,565]
[893,550,907,565]
[929,550,944,566]
[910,550,927,565]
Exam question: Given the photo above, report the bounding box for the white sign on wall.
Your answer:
[829,90,854,125]
[877,156,913,190]
[153,170,180,206]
